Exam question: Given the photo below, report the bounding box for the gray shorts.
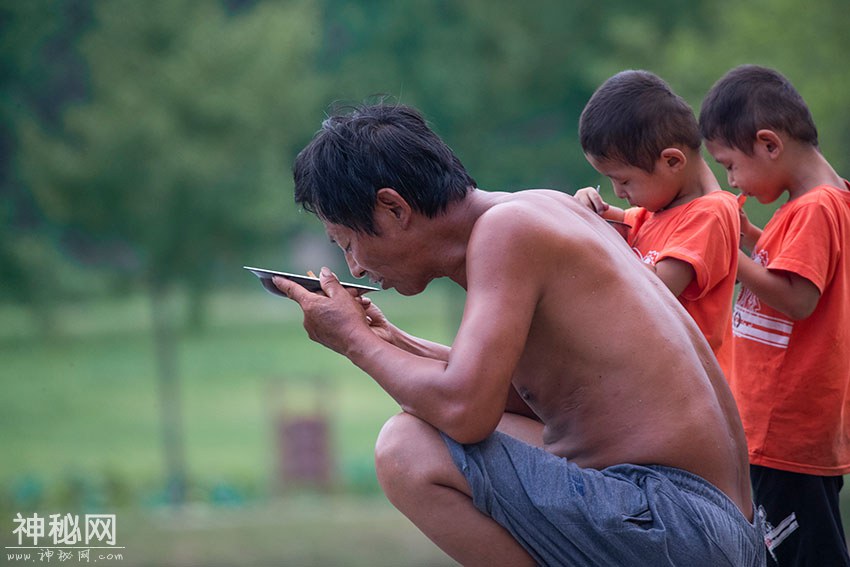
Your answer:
[442,431,765,567]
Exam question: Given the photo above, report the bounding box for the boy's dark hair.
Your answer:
[293,103,476,235]
[699,64,819,154]
[579,70,701,173]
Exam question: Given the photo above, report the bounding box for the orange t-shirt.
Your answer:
[623,190,740,377]
[732,184,850,475]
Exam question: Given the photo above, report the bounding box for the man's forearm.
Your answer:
[389,327,451,361]
[343,329,508,444]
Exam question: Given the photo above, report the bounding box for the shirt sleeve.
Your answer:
[623,207,649,242]
[766,196,842,293]
[656,194,739,301]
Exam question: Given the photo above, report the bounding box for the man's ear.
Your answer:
[755,129,783,159]
[375,188,412,228]
[659,148,687,171]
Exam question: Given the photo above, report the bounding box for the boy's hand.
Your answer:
[574,186,610,215]
[738,206,762,253]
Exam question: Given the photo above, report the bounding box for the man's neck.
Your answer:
[421,188,498,288]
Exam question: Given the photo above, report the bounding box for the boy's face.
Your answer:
[585,154,680,212]
[704,139,784,204]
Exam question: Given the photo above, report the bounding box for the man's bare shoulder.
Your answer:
[472,189,593,240]
[465,189,620,290]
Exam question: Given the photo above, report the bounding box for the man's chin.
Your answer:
[393,282,429,296]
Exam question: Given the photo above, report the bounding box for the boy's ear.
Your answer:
[659,148,687,171]
[375,188,413,228]
[755,129,783,158]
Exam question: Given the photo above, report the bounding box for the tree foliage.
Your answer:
[17,0,325,294]
[4,0,850,304]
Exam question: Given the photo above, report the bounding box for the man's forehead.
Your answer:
[324,221,352,242]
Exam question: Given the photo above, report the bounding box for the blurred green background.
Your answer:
[2,0,849,565]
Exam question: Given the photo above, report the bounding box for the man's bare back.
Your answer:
[466,190,752,518]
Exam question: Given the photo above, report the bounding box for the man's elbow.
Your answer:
[441,403,500,445]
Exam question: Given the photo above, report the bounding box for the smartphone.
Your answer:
[243,266,380,296]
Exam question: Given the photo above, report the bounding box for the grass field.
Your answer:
[0,283,461,565]
[3,281,849,565]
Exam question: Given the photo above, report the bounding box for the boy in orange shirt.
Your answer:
[701,64,850,567]
[575,70,740,378]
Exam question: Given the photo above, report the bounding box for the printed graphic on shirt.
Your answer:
[634,248,659,265]
[733,249,794,349]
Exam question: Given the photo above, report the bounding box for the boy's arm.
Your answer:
[653,258,696,298]
[737,252,821,320]
[739,210,762,252]
[574,187,626,222]
[649,195,738,301]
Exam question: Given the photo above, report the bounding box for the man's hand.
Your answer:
[273,267,372,356]
[574,186,610,215]
[354,295,398,344]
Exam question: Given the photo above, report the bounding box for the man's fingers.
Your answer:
[272,276,311,303]
[318,266,345,296]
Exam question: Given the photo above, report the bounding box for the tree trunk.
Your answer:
[150,285,187,506]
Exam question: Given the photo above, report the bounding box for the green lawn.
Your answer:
[0,284,460,565]
[3,283,849,564]
[1,286,459,490]
[0,496,455,566]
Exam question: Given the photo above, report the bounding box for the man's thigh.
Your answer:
[496,412,544,447]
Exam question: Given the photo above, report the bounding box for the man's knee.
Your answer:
[375,412,429,473]
[374,412,445,496]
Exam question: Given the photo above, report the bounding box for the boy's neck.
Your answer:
[783,143,845,200]
[658,157,720,211]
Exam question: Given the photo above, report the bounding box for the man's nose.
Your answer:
[346,255,366,279]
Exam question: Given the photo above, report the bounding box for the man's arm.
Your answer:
[737,252,820,320]
[275,211,542,443]
[357,296,450,361]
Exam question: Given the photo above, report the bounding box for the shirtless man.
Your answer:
[274,103,764,566]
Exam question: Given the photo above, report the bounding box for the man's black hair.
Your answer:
[293,103,476,234]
